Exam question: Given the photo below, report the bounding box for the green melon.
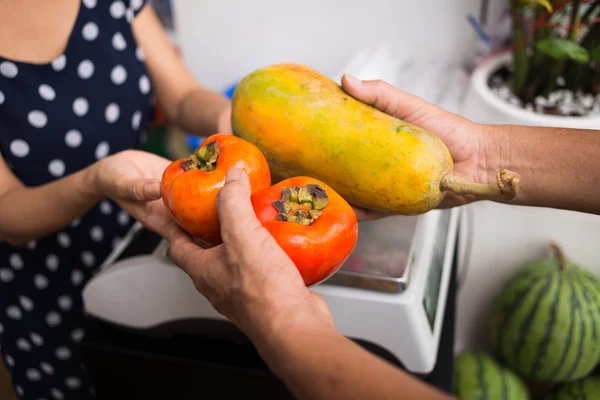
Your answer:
[490,242,600,384]
[545,375,600,399]
[453,351,530,400]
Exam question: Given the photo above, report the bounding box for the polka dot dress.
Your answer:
[0,1,152,398]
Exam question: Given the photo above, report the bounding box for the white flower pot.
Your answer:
[454,51,600,355]
[461,51,600,128]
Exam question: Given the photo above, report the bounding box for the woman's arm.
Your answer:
[250,314,453,400]
[131,6,231,136]
[0,152,101,246]
[483,124,600,215]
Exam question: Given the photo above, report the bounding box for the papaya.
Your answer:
[231,63,520,214]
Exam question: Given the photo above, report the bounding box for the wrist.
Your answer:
[80,162,105,202]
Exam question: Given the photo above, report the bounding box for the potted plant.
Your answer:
[461,0,600,128]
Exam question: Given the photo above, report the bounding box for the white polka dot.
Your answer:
[64,129,82,148]
[65,376,81,389]
[117,210,130,225]
[51,55,67,71]
[105,103,120,123]
[0,269,14,283]
[27,240,37,249]
[139,75,151,94]
[46,254,59,271]
[41,362,54,375]
[0,90,5,105]
[81,251,96,267]
[71,218,81,227]
[111,64,128,85]
[7,305,21,320]
[126,8,134,23]
[95,141,110,159]
[57,295,72,311]
[73,97,89,116]
[10,139,30,157]
[90,226,104,242]
[5,355,14,367]
[46,311,61,327]
[55,346,71,360]
[9,253,23,269]
[51,388,64,400]
[0,322,3,334]
[112,32,127,51]
[39,84,56,101]
[30,332,44,346]
[16,338,31,351]
[110,1,126,18]
[0,61,18,78]
[77,59,94,79]
[71,269,84,286]
[15,385,23,396]
[100,200,113,215]
[28,110,48,128]
[34,274,49,290]
[82,22,99,41]
[132,0,143,10]
[19,296,34,311]
[48,159,66,177]
[26,368,42,381]
[82,0,96,8]
[131,110,142,130]
[71,328,85,343]
[57,232,71,248]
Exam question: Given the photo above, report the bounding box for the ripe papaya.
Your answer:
[231,63,520,214]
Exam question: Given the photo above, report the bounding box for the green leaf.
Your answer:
[591,46,600,62]
[520,0,553,12]
[536,39,590,64]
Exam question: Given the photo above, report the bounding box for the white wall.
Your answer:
[171,0,485,91]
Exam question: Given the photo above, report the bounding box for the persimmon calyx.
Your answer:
[272,184,329,225]
[180,141,220,172]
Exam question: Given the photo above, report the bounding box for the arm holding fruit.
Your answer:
[0,149,176,246]
[166,168,453,400]
[340,74,600,215]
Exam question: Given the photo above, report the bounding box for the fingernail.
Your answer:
[144,181,161,199]
[343,73,361,85]
[226,167,242,182]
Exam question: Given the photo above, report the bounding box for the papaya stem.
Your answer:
[439,169,521,200]
[180,141,220,172]
[548,241,568,273]
[273,184,328,225]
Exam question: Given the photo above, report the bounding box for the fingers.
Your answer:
[120,178,162,202]
[341,73,443,123]
[215,168,263,244]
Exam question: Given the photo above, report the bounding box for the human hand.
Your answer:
[341,74,489,209]
[217,105,232,134]
[166,167,333,340]
[91,150,177,239]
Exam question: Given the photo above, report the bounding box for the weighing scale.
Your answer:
[82,207,461,374]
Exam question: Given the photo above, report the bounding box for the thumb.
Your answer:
[122,179,162,201]
[341,73,442,123]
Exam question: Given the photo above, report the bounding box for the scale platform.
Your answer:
[82,207,460,375]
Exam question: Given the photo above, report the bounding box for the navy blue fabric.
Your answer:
[0,1,151,398]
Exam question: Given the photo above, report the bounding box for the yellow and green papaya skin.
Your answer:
[231,63,520,214]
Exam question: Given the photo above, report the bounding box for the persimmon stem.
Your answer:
[180,141,220,172]
[439,169,521,200]
[273,184,328,225]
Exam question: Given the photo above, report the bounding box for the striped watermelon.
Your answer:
[453,351,530,399]
[490,242,600,383]
[545,375,600,399]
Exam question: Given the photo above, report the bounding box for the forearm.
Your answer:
[0,167,102,245]
[251,317,452,400]
[484,124,600,214]
[175,87,230,136]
